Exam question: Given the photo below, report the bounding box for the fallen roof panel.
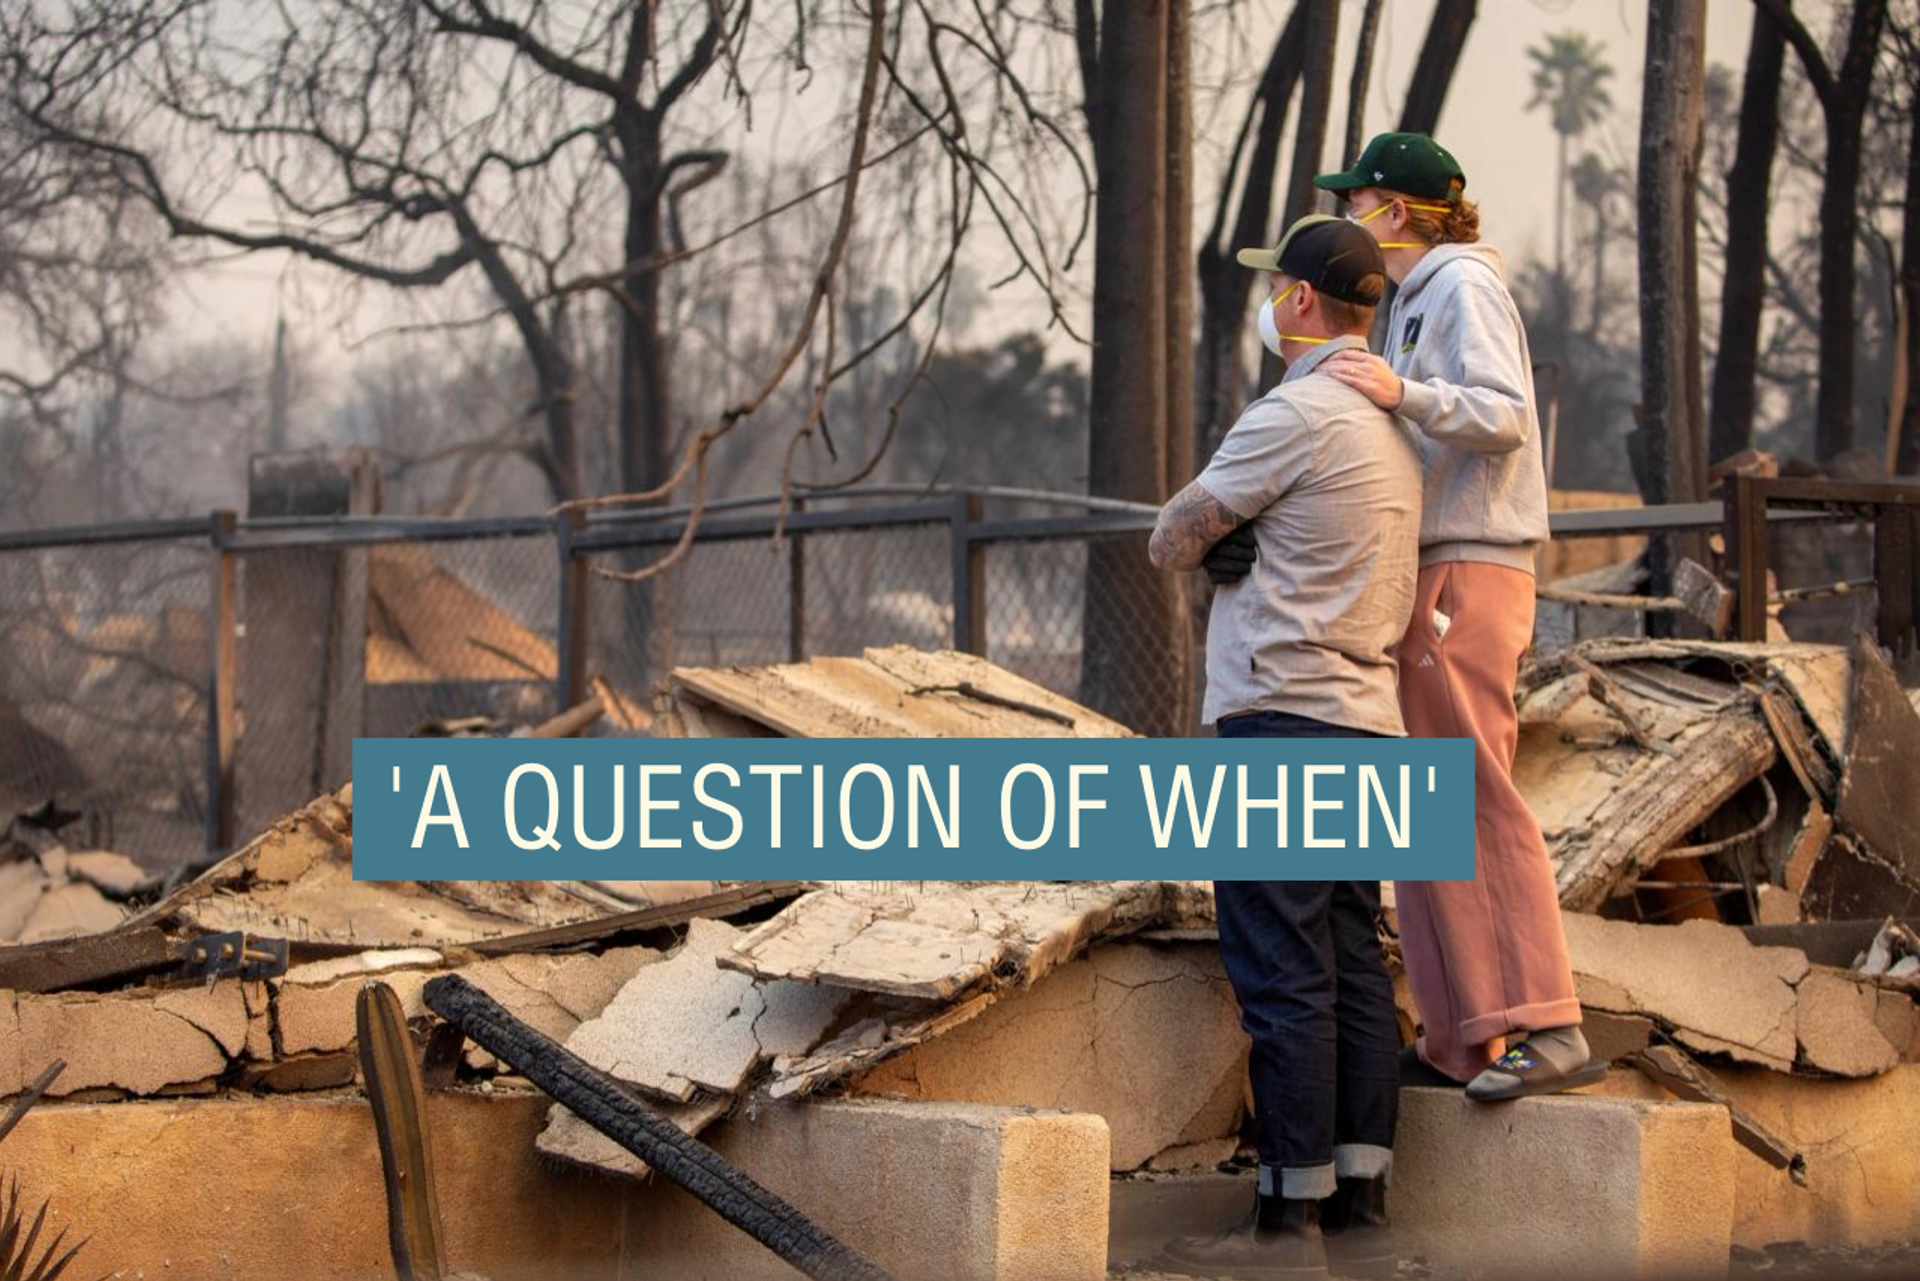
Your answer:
[664,646,1137,739]
[720,880,1204,1001]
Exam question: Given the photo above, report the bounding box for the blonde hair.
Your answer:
[1398,179,1479,245]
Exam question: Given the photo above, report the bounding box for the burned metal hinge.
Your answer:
[177,931,289,982]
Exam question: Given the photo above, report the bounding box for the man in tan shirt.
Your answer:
[1149,215,1419,1280]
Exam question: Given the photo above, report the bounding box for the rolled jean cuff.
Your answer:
[1260,1162,1337,1200]
[1334,1143,1394,1182]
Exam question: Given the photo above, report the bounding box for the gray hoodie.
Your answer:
[1385,243,1549,573]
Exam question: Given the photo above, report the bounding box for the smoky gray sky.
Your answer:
[148,0,1763,374]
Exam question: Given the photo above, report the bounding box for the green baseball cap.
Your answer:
[1235,214,1385,305]
[1314,131,1466,202]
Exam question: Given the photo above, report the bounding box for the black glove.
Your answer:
[1202,521,1258,585]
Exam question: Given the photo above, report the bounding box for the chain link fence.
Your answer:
[0,535,212,860]
[9,484,1831,868]
[0,490,1201,866]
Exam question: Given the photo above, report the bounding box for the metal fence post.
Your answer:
[950,490,987,655]
[206,509,238,853]
[1728,475,1770,642]
[788,497,807,662]
[556,507,590,710]
[1874,506,1918,659]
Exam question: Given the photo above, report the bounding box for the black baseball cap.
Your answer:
[1235,215,1386,306]
[1314,131,1466,202]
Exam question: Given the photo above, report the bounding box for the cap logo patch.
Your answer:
[1374,170,1385,180]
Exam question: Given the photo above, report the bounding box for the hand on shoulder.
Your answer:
[1317,350,1404,411]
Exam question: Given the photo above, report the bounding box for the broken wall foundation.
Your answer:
[4,1091,1113,1281]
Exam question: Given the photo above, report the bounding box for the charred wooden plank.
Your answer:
[463,881,805,956]
[0,926,176,994]
[424,973,894,1281]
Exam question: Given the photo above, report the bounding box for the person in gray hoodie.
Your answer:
[1313,133,1605,1103]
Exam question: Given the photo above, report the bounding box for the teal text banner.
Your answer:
[350,736,1477,881]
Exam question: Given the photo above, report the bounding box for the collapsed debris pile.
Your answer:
[2,641,1917,1276]
[0,844,154,946]
[1517,633,1917,922]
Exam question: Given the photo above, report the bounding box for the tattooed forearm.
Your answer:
[1149,482,1246,571]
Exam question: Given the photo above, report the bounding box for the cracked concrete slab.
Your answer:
[1873,988,1919,1061]
[769,992,997,1100]
[1795,968,1900,1077]
[2,981,261,1097]
[535,1094,731,1179]
[272,945,659,1058]
[1568,916,1910,1079]
[458,947,665,1069]
[1564,914,1807,1071]
[852,941,1248,1171]
[275,960,440,1055]
[723,881,1191,1001]
[563,918,848,1103]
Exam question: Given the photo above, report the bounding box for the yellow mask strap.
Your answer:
[1270,281,1329,343]
[1267,282,1328,345]
[1357,198,1452,248]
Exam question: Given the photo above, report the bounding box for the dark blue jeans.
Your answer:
[1216,709,1401,1199]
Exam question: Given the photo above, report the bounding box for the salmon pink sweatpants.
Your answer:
[1393,560,1582,1082]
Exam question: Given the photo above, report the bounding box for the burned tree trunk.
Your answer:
[1760,0,1890,461]
[615,106,673,500]
[1399,0,1477,135]
[1813,0,1888,461]
[1898,60,1920,477]
[1163,0,1195,502]
[1283,0,1339,228]
[1708,6,1786,467]
[1257,0,1339,389]
[1080,0,1189,735]
[1633,0,1708,599]
[1343,0,1385,165]
[464,222,584,502]
[1193,3,1307,467]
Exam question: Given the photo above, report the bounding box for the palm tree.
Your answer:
[1569,151,1623,338]
[1527,31,1614,280]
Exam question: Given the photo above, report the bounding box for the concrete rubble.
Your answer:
[0,842,142,946]
[1561,913,1911,1076]
[4,642,1920,1279]
[115,783,735,950]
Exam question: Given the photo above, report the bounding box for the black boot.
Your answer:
[1319,1176,1396,1279]
[1158,1191,1329,1279]
[1399,1044,1463,1089]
